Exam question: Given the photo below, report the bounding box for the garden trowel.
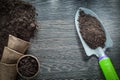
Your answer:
[75,7,119,80]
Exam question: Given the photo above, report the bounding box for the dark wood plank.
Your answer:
[18,0,120,79]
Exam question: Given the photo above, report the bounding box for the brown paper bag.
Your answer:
[0,62,17,80]
[8,35,30,53]
[1,47,23,64]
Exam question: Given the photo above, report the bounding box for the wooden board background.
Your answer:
[18,0,120,79]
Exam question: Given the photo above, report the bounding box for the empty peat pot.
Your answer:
[8,35,30,54]
[0,62,17,80]
[16,55,40,79]
[1,47,23,64]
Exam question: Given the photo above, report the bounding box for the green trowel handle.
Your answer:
[99,56,119,80]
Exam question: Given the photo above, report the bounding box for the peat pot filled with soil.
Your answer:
[16,55,40,79]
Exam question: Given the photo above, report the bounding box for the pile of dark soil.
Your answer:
[78,11,106,49]
[0,0,37,58]
[18,56,39,77]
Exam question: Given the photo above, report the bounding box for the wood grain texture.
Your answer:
[18,0,120,79]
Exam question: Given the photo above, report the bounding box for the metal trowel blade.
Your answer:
[75,7,113,57]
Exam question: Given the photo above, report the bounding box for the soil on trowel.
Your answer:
[0,0,37,58]
[78,11,106,49]
[18,56,38,77]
